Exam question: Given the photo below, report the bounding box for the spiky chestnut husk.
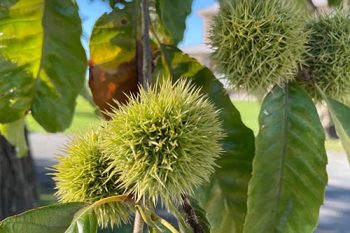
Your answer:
[102,79,224,206]
[52,128,131,228]
[302,10,350,101]
[210,0,307,90]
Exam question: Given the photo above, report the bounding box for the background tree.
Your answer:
[0,129,37,219]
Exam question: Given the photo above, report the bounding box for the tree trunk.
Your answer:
[0,131,38,220]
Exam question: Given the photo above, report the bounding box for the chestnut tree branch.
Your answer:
[141,0,152,88]
[133,211,145,233]
[133,0,152,231]
[180,195,205,233]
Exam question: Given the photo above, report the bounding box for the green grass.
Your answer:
[27,98,261,135]
[232,100,260,134]
[27,97,102,134]
[27,98,344,152]
[232,100,345,152]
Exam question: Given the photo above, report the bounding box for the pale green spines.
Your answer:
[53,129,131,228]
[304,10,350,101]
[211,0,307,90]
[103,79,224,205]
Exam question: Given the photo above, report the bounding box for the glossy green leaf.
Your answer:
[0,118,27,157]
[65,210,98,233]
[155,0,193,44]
[326,98,350,162]
[0,0,86,132]
[0,203,86,233]
[244,83,328,233]
[199,181,238,233]
[156,45,255,233]
[89,2,136,70]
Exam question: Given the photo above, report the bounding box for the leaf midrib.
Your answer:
[273,83,290,232]
[31,0,46,105]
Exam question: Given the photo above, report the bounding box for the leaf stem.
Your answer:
[150,26,174,77]
[67,195,129,230]
[141,0,152,88]
[137,205,180,233]
[90,195,128,209]
[158,216,180,233]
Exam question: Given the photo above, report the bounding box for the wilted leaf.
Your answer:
[89,2,136,70]
[244,83,327,233]
[88,60,138,118]
[0,0,87,132]
[89,2,139,117]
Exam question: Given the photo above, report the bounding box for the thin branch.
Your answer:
[180,195,205,233]
[133,0,151,231]
[141,0,152,88]
[133,211,145,233]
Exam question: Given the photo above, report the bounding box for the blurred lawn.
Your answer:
[232,100,344,152]
[232,100,260,133]
[27,98,344,152]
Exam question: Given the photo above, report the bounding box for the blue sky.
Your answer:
[77,0,217,49]
[180,0,217,47]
